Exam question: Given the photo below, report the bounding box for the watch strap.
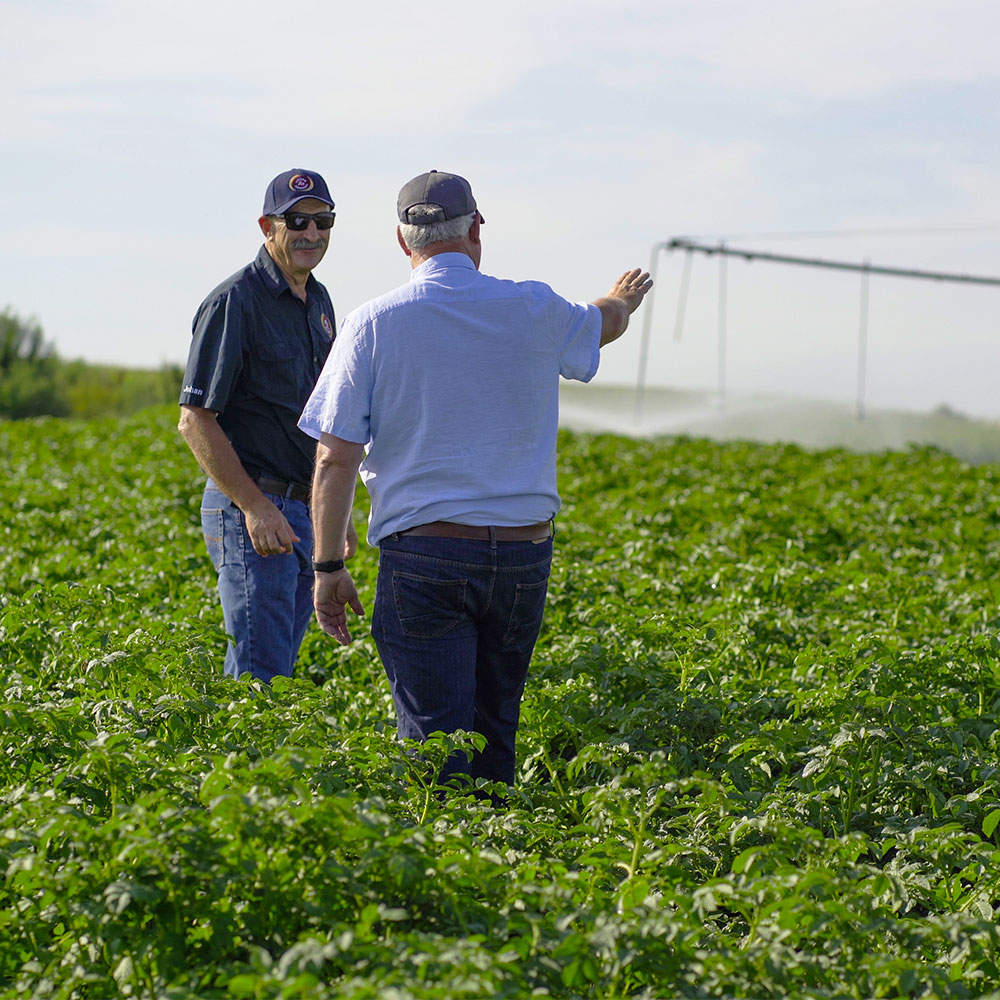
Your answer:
[312,559,346,573]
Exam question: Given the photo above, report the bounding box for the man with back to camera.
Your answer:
[178,168,355,683]
[298,169,651,787]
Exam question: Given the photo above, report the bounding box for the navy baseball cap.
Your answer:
[397,170,482,225]
[262,169,334,215]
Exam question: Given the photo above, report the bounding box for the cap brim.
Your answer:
[270,194,335,215]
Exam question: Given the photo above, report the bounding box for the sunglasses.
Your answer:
[277,211,336,231]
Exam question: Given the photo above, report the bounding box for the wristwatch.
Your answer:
[312,559,345,573]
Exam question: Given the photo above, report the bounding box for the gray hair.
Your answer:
[399,211,477,250]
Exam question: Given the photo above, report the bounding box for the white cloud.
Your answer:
[8,0,994,146]
[1,0,580,138]
[608,0,1000,99]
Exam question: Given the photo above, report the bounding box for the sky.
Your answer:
[3,0,1000,418]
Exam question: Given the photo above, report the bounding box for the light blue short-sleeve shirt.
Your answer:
[298,253,601,544]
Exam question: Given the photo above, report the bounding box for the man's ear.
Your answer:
[259,215,273,239]
[397,226,412,257]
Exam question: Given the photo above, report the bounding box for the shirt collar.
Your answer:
[410,252,477,281]
[254,244,318,299]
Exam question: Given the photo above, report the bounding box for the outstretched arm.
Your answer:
[592,268,654,347]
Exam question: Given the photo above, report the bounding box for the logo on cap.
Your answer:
[321,313,333,339]
[289,174,315,193]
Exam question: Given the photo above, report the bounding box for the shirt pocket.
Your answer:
[253,332,300,362]
[247,333,309,404]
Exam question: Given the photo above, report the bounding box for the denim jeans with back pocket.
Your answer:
[371,531,553,786]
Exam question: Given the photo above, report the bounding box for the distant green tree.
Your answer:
[61,360,184,418]
[0,308,68,419]
[1,306,184,420]
[0,307,55,370]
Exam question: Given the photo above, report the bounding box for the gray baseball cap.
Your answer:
[397,170,483,225]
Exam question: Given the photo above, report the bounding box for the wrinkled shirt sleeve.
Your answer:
[519,281,601,383]
[298,311,373,445]
[554,300,601,383]
[179,292,244,411]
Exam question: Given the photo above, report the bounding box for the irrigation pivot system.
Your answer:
[636,237,1000,421]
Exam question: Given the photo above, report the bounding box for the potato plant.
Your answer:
[2,407,1000,998]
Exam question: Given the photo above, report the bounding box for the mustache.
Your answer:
[291,238,325,250]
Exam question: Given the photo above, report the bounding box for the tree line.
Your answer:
[1,307,183,420]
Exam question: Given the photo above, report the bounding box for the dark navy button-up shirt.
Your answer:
[179,245,336,487]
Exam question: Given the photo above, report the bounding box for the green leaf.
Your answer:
[982,807,1000,839]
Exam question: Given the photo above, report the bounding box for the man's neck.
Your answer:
[408,244,474,270]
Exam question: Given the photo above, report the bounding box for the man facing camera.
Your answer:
[179,168,354,682]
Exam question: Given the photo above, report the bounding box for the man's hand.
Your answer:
[245,500,300,556]
[595,268,654,347]
[607,268,653,313]
[178,405,303,557]
[314,569,365,645]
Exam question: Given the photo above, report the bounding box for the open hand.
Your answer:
[314,570,365,645]
[608,268,653,314]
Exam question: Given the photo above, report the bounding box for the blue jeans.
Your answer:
[371,532,553,786]
[200,481,314,682]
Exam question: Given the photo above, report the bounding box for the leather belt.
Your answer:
[399,520,553,541]
[254,475,311,503]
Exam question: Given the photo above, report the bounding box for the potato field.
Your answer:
[3,406,1000,998]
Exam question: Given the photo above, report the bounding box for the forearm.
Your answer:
[312,434,364,561]
[593,297,632,347]
[178,405,269,514]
